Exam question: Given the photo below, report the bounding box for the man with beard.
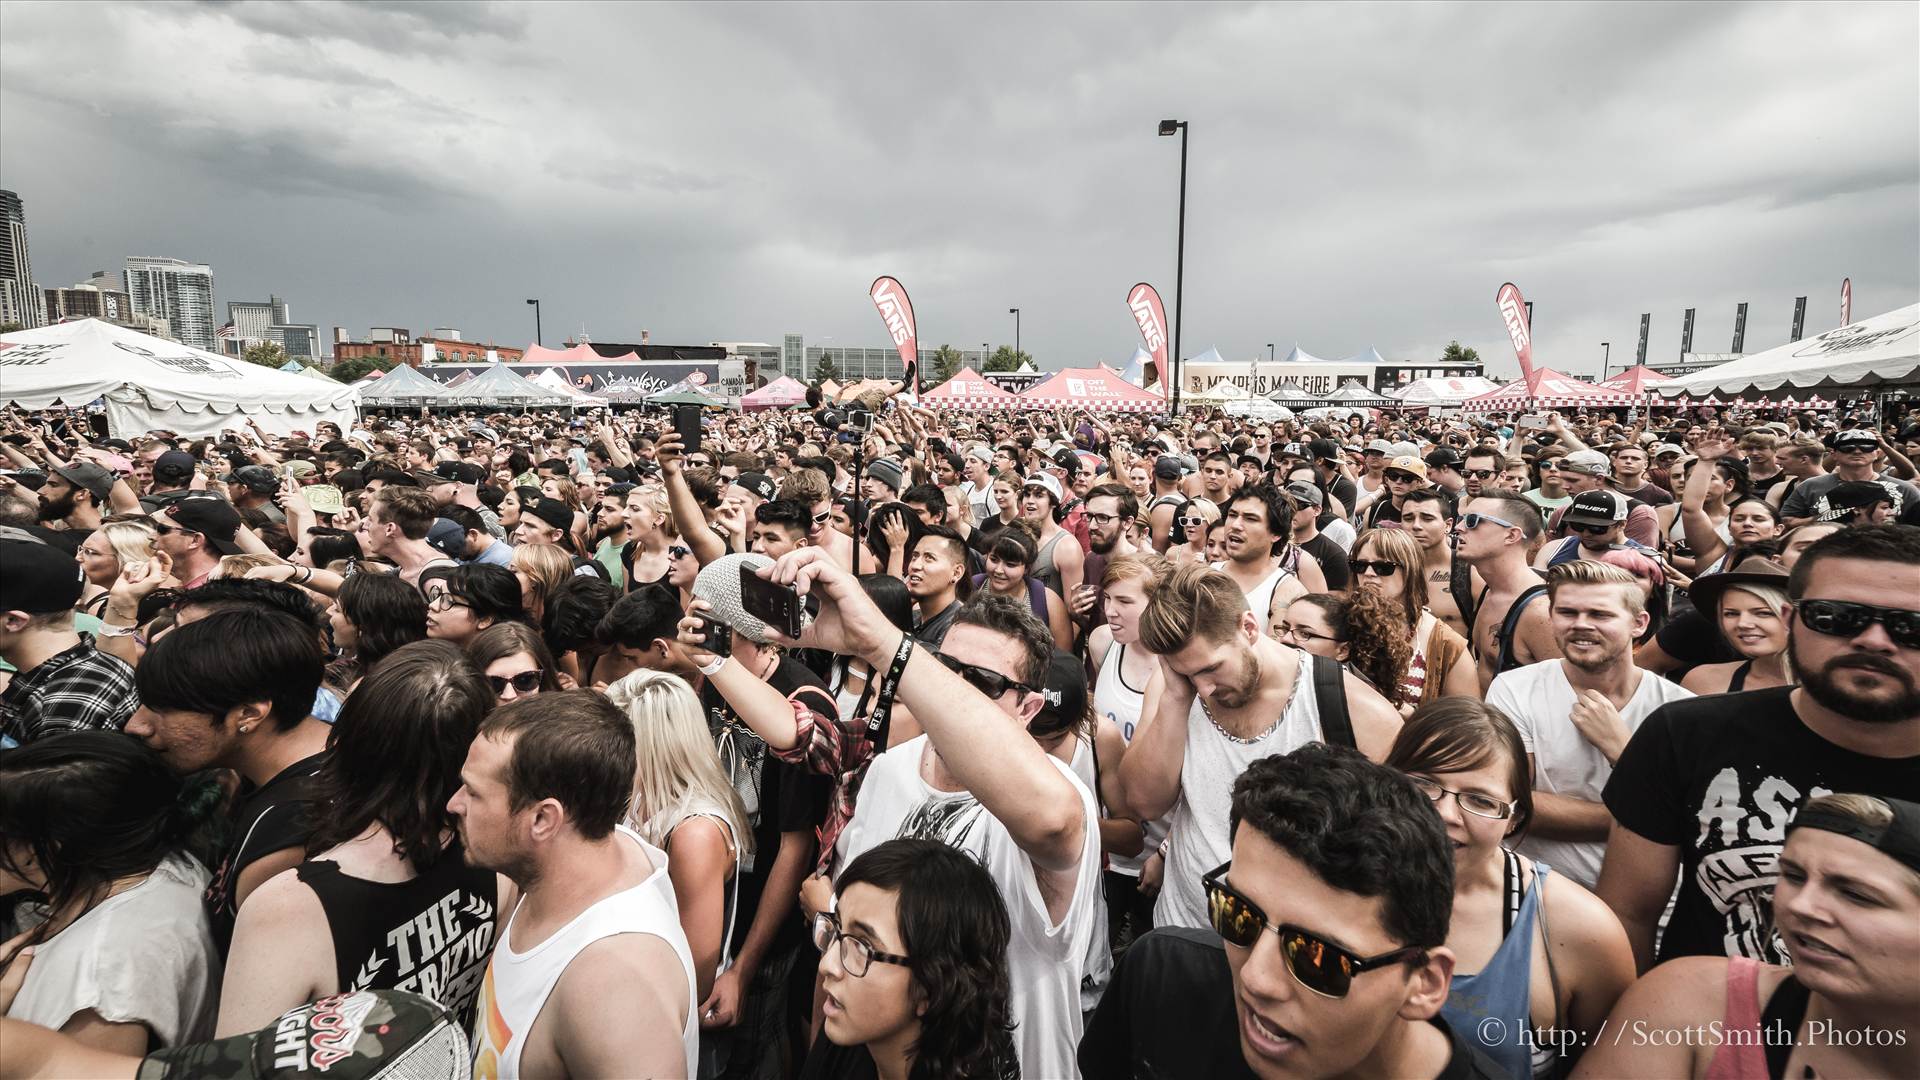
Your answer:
[1486,561,1693,890]
[1459,446,1503,501]
[589,484,630,587]
[37,462,115,534]
[1070,482,1138,633]
[1597,525,1920,971]
[1114,563,1401,929]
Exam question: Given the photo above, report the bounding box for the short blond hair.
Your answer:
[1545,559,1645,616]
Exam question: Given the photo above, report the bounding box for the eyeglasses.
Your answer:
[1348,559,1398,577]
[1407,775,1514,819]
[1084,511,1120,526]
[1794,599,1920,649]
[1202,863,1424,998]
[1273,623,1343,646]
[811,912,910,978]
[1567,522,1616,536]
[1458,512,1518,531]
[487,670,544,695]
[936,651,1035,699]
[426,592,470,612]
[1463,469,1498,480]
[1384,471,1420,484]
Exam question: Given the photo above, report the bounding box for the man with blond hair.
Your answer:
[1114,562,1400,929]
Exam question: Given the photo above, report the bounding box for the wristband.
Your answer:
[697,655,728,677]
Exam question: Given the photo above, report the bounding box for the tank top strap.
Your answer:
[1703,957,1773,1080]
[1025,575,1049,621]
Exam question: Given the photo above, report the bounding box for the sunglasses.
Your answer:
[936,651,1035,700]
[1458,512,1518,531]
[1202,863,1425,998]
[812,510,833,526]
[487,670,544,695]
[1384,471,1420,484]
[1180,516,1207,528]
[1795,598,1920,649]
[1567,521,1616,536]
[669,545,693,560]
[1407,775,1514,819]
[1463,468,1498,480]
[1348,559,1398,577]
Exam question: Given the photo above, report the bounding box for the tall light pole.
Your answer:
[1601,341,1611,379]
[1009,308,1021,365]
[525,298,542,347]
[1158,119,1189,414]
[1267,343,1275,363]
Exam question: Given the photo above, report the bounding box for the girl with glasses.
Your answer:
[1384,700,1634,1078]
[802,838,1017,1080]
[465,622,563,704]
[1350,528,1477,713]
[1272,592,1407,719]
[420,564,527,649]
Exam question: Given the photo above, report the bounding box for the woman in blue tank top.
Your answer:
[1385,700,1637,1078]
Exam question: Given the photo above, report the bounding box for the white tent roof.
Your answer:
[1393,376,1500,405]
[1657,304,1920,399]
[1184,346,1227,365]
[1188,378,1253,403]
[439,363,574,407]
[1280,345,1330,364]
[530,367,607,407]
[0,318,358,437]
[353,362,448,407]
[1223,397,1294,420]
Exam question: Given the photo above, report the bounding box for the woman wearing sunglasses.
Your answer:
[802,838,1017,1080]
[465,622,563,704]
[1385,700,1635,1078]
[1350,528,1478,712]
[1167,497,1221,566]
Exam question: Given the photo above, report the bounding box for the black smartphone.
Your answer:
[694,613,732,657]
[738,563,806,640]
[673,404,703,456]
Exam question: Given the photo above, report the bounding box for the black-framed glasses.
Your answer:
[1084,511,1121,526]
[1348,559,1398,577]
[1567,522,1616,536]
[1406,775,1514,819]
[1384,470,1420,484]
[487,670,544,695]
[1202,863,1425,998]
[811,912,910,978]
[936,651,1035,699]
[426,592,470,612]
[1273,623,1343,647]
[1458,512,1518,531]
[1794,598,1920,649]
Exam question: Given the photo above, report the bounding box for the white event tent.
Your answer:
[1656,304,1920,400]
[0,319,358,437]
[353,361,448,408]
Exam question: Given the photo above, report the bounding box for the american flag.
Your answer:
[217,322,236,339]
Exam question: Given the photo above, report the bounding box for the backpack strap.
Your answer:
[1494,583,1551,675]
[1310,653,1354,749]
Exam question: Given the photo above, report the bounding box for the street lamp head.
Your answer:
[1009,307,1019,315]
[525,298,538,305]
[1158,119,1182,136]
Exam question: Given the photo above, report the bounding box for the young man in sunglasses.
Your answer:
[1456,492,1561,691]
[1363,455,1430,529]
[1544,451,1661,549]
[1597,524,1920,972]
[1459,446,1503,501]
[1532,490,1650,570]
[1084,744,1500,1079]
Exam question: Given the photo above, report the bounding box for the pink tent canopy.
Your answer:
[1598,365,1674,395]
[919,368,1022,411]
[519,343,602,366]
[741,375,810,411]
[1019,366,1165,412]
[1461,368,1638,412]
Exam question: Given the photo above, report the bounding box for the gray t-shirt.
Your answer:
[1780,471,1920,521]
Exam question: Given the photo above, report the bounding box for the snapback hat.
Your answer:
[1364,439,1395,455]
[153,450,198,486]
[693,552,777,645]
[304,485,345,516]
[1833,428,1880,451]
[0,538,87,614]
[734,472,777,503]
[1384,456,1428,481]
[434,460,485,486]
[1424,447,1463,469]
[1153,454,1186,481]
[223,465,279,495]
[1563,490,1629,527]
[1022,472,1064,502]
[1818,480,1895,522]
[1651,443,1685,460]
[1786,796,1920,875]
[1283,480,1324,509]
[1029,649,1089,739]
[51,461,116,504]
[1558,449,1612,478]
[425,518,467,559]
[135,990,468,1080]
[165,497,244,555]
[523,497,573,533]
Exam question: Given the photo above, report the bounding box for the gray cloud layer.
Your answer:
[3,0,1915,377]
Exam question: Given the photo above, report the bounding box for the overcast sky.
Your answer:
[4,1,1917,377]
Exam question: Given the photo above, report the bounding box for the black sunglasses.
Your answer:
[1795,599,1920,650]
[1463,468,1498,479]
[487,670,544,695]
[1202,863,1425,998]
[1384,470,1420,484]
[1348,559,1398,577]
[936,651,1035,699]
[1567,521,1617,536]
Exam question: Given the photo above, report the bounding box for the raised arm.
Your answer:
[1113,657,1190,821]
[656,431,727,566]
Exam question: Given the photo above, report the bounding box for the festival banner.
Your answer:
[1126,282,1170,391]
[1841,277,1852,327]
[1732,302,1748,354]
[1495,283,1535,379]
[1636,314,1651,364]
[869,277,919,386]
[1791,297,1807,342]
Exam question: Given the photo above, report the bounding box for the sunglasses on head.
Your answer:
[487,670,544,695]
[1348,558,1398,577]
[935,651,1035,699]
[1795,599,1920,649]
[1202,863,1425,998]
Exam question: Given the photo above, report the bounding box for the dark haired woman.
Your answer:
[292,525,360,571]
[1384,699,1634,1077]
[215,640,506,1035]
[0,733,220,1053]
[866,501,924,580]
[421,563,527,648]
[324,570,427,694]
[466,621,563,705]
[973,522,1070,648]
[801,838,1018,1080]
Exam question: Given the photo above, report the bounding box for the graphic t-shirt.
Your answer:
[1602,687,1920,963]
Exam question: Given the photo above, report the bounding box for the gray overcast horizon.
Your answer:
[3,0,1917,379]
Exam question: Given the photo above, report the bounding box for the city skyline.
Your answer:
[2,3,1916,378]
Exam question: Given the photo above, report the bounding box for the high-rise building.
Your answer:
[227,294,290,341]
[781,333,989,382]
[269,324,321,359]
[0,189,41,329]
[44,279,135,324]
[125,256,216,350]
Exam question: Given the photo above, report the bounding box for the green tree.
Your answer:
[1439,340,1480,366]
[0,322,23,334]
[985,345,1032,372]
[811,355,841,385]
[330,355,397,383]
[241,340,288,368]
[929,344,965,386]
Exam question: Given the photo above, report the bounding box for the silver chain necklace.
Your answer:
[1199,647,1307,744]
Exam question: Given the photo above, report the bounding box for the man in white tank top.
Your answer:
[1214,483,1314,627]
[1115,564,1403,930]
[451,692,699,1080]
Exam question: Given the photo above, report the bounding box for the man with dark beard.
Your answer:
[1070,482,1137,633]
[1597,525,1920,972]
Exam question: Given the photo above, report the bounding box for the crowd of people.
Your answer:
[0,385,1916,1080]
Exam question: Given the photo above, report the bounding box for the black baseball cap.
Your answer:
[1424,447,1464,469]
[222,465,278,494]
[434,460,486,486]
[734,472,777,502]
[51,462,116,504]
[0,538,87,614]
[164,497,244,555]
[1563,490,1628,527]
[153,450,198,485]
[523,497,573,532]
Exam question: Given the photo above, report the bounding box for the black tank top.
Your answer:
[295,842,499,1029]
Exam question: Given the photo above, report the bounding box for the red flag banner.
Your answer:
[1127,282,1169,390]
[1496,282,1536,380]
[869,276,918,375]
[1841,277,1852,327]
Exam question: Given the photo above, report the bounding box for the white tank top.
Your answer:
[1154,647,1323,930]
[470,827,697,1079]
[1217,562,1292,625]
[1093,642,1166,876]
[1068,739,1113,1013]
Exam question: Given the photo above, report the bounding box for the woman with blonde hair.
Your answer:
[1167,497,1220,565]
[1681,555,1794,695]
[74,518,159,617]
[621,484,677,591]
[603,668,750,1006]
[1349,527,1477,710]
[510,542,574,627]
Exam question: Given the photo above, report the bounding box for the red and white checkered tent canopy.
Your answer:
[919,367,1022,411]
[1018,365,1165,412]
[1598,365,1673,395]
[1462,368,1638,412]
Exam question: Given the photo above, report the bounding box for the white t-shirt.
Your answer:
[1487,660,1695,888]
[6,854,218,1048]
[835,735,1102,1080]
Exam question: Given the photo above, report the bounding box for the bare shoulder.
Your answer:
[1680,662,1731,695]
[1540,869,1630,958]
[1606,954,1731,1023]
[234,864,327,929]
[550,933,691,1071]
[1342,671,1404,761]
